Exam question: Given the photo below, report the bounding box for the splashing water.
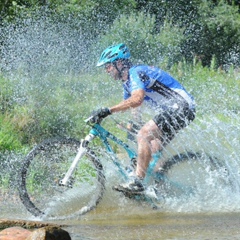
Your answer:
[157,112,240,213]
[0,13,240,217]
[97,110,240,213]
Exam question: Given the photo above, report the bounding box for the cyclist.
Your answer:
[89,43,196,194]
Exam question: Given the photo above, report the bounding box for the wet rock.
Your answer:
[0,226,31,240]
[27,226,71,240]
[0,219,71,240]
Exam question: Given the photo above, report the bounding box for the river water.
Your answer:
[2,192,240,240]
[67,211,240,240]
[1,114,240,239]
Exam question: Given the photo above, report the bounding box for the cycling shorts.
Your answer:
[153,106,195,144]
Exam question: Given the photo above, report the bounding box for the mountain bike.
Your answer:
[18,117,234,220]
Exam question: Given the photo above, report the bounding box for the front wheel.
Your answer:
[18,137,105,219]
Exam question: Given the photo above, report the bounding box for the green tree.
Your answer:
[1,0,240,69]
[96,12,185,66]
[185,0,240,68]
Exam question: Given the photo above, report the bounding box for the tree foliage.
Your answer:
[0,0,239,69]
[96,12,185,66]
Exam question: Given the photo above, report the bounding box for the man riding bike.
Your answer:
[89,43,196,194]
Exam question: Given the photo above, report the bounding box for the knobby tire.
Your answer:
[158,151,234,198]
[18,137,105,219]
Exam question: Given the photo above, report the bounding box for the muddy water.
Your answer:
[62,180,240,240]
[66,211,240,240]
[2,191,240,240]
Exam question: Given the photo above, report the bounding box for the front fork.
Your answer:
[59,133,96,187]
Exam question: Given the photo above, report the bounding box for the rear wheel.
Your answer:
[18,137,105,219]
[157,152,234,199]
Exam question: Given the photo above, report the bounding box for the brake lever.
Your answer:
[84,116,94,123]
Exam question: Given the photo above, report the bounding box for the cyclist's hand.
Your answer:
[89,107,111,124]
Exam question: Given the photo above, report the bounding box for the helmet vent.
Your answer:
[109,53,118,59]
[104,51,112,59]
[119,44,126,50]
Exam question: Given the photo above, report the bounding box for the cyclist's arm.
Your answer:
[110,89,145,113]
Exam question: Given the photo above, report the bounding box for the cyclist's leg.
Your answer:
[114,113,174,192]
[136,120,162,178]
[136,105,195,177]
[113,120,160,194]
[114,107,195,194]
[153,106,196,170]
[114,118,168,194]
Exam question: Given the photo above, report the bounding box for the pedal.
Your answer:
[112,185,144,196]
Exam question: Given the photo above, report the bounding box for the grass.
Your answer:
[0,62,240,151]
[0,62,239,192]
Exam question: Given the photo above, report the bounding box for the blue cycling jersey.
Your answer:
[123,65,195,110]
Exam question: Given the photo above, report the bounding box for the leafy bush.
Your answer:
[0,72,123,145]
[184,0,240,69]
[95,12,185,66]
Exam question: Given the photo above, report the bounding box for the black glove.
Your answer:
[89,107,111,123]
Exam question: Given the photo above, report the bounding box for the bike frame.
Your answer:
[59,123,134,186]
[90,123,138,178]
[60,122,161,187]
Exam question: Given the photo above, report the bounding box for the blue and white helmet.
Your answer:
[97,43,130,67]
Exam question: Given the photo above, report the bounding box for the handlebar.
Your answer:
[84,115,104,125]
